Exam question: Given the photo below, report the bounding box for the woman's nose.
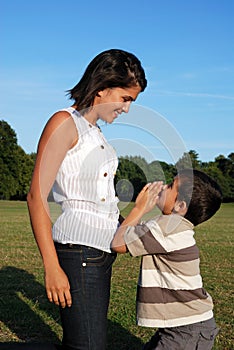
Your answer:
[122,101,131,113]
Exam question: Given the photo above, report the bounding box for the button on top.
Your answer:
[104,172,108,177]
[101,145,104,149]
[101,198,105,202]
[89,124,92,128]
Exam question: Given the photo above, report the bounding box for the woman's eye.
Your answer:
[122,96,133,102]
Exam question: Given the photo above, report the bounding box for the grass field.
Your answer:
[0,200,233,349]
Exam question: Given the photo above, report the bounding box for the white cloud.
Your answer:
[155,90,234,100]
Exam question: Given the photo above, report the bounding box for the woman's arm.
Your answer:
[27,111,77,308]
[112,182,163,253]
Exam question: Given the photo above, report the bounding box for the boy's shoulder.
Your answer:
[146,214,194,236]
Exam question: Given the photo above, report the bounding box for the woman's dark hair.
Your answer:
[67,49,147,111]
[177,169,223,226]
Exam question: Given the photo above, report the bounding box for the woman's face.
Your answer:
[92,85,142,123]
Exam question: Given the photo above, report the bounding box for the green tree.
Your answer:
[148,161,176,183]
[0,120,20,199]
[176,150,200,170]
[215,153,234,177]
[1,118,233,202]
[127,156,149,180]
[0,120,35,200]
[115,157,147,201]
[213,153,234,201]
[12,146,35,200]
[0,157,17,199]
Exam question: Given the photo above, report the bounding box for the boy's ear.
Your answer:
[96,90,105,97]
[174,200,187,216]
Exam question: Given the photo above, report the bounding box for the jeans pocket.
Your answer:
[86,246,106,261]
[83,247,116,272]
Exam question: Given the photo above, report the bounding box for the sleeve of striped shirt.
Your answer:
[124,216,195,257]
[124,221,167,257]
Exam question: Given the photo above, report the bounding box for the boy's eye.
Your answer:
[167,182,173,189]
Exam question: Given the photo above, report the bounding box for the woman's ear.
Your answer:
[96,89,107,97]
[174,200,187,216]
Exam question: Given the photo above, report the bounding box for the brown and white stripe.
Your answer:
[124,214,214,327]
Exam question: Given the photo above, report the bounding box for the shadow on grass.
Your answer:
[0,266,144,350]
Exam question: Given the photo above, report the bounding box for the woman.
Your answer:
[27,49,147,350]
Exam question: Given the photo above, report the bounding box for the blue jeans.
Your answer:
[54,242,117,350]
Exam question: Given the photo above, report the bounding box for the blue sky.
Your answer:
[1,0,234,164]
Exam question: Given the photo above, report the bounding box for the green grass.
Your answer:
[0,201,233,349]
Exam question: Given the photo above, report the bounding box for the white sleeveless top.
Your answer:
[52,107,120,252]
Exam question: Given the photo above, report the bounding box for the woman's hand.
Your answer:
[45,265,72,308]
[135,181,163,215]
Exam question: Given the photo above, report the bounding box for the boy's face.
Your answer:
[157,177,179,214]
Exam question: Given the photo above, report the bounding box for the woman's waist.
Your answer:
[61,199,119,216]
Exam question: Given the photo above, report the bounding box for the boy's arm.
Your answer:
[112,182,163,253]
[111,206,146,253]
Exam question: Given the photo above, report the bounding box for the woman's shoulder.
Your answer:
[43,108,75,132]
[39,108,78,146]
[50,108,73,122]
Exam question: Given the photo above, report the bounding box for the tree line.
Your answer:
[0,120,233,202]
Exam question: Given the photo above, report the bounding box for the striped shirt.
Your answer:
[124,214,214,328]
[52,107,119,252]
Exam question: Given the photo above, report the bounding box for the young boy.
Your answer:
[111,169,222,350]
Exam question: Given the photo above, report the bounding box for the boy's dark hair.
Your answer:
[177,169,223,226]
[67,49,147,112]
